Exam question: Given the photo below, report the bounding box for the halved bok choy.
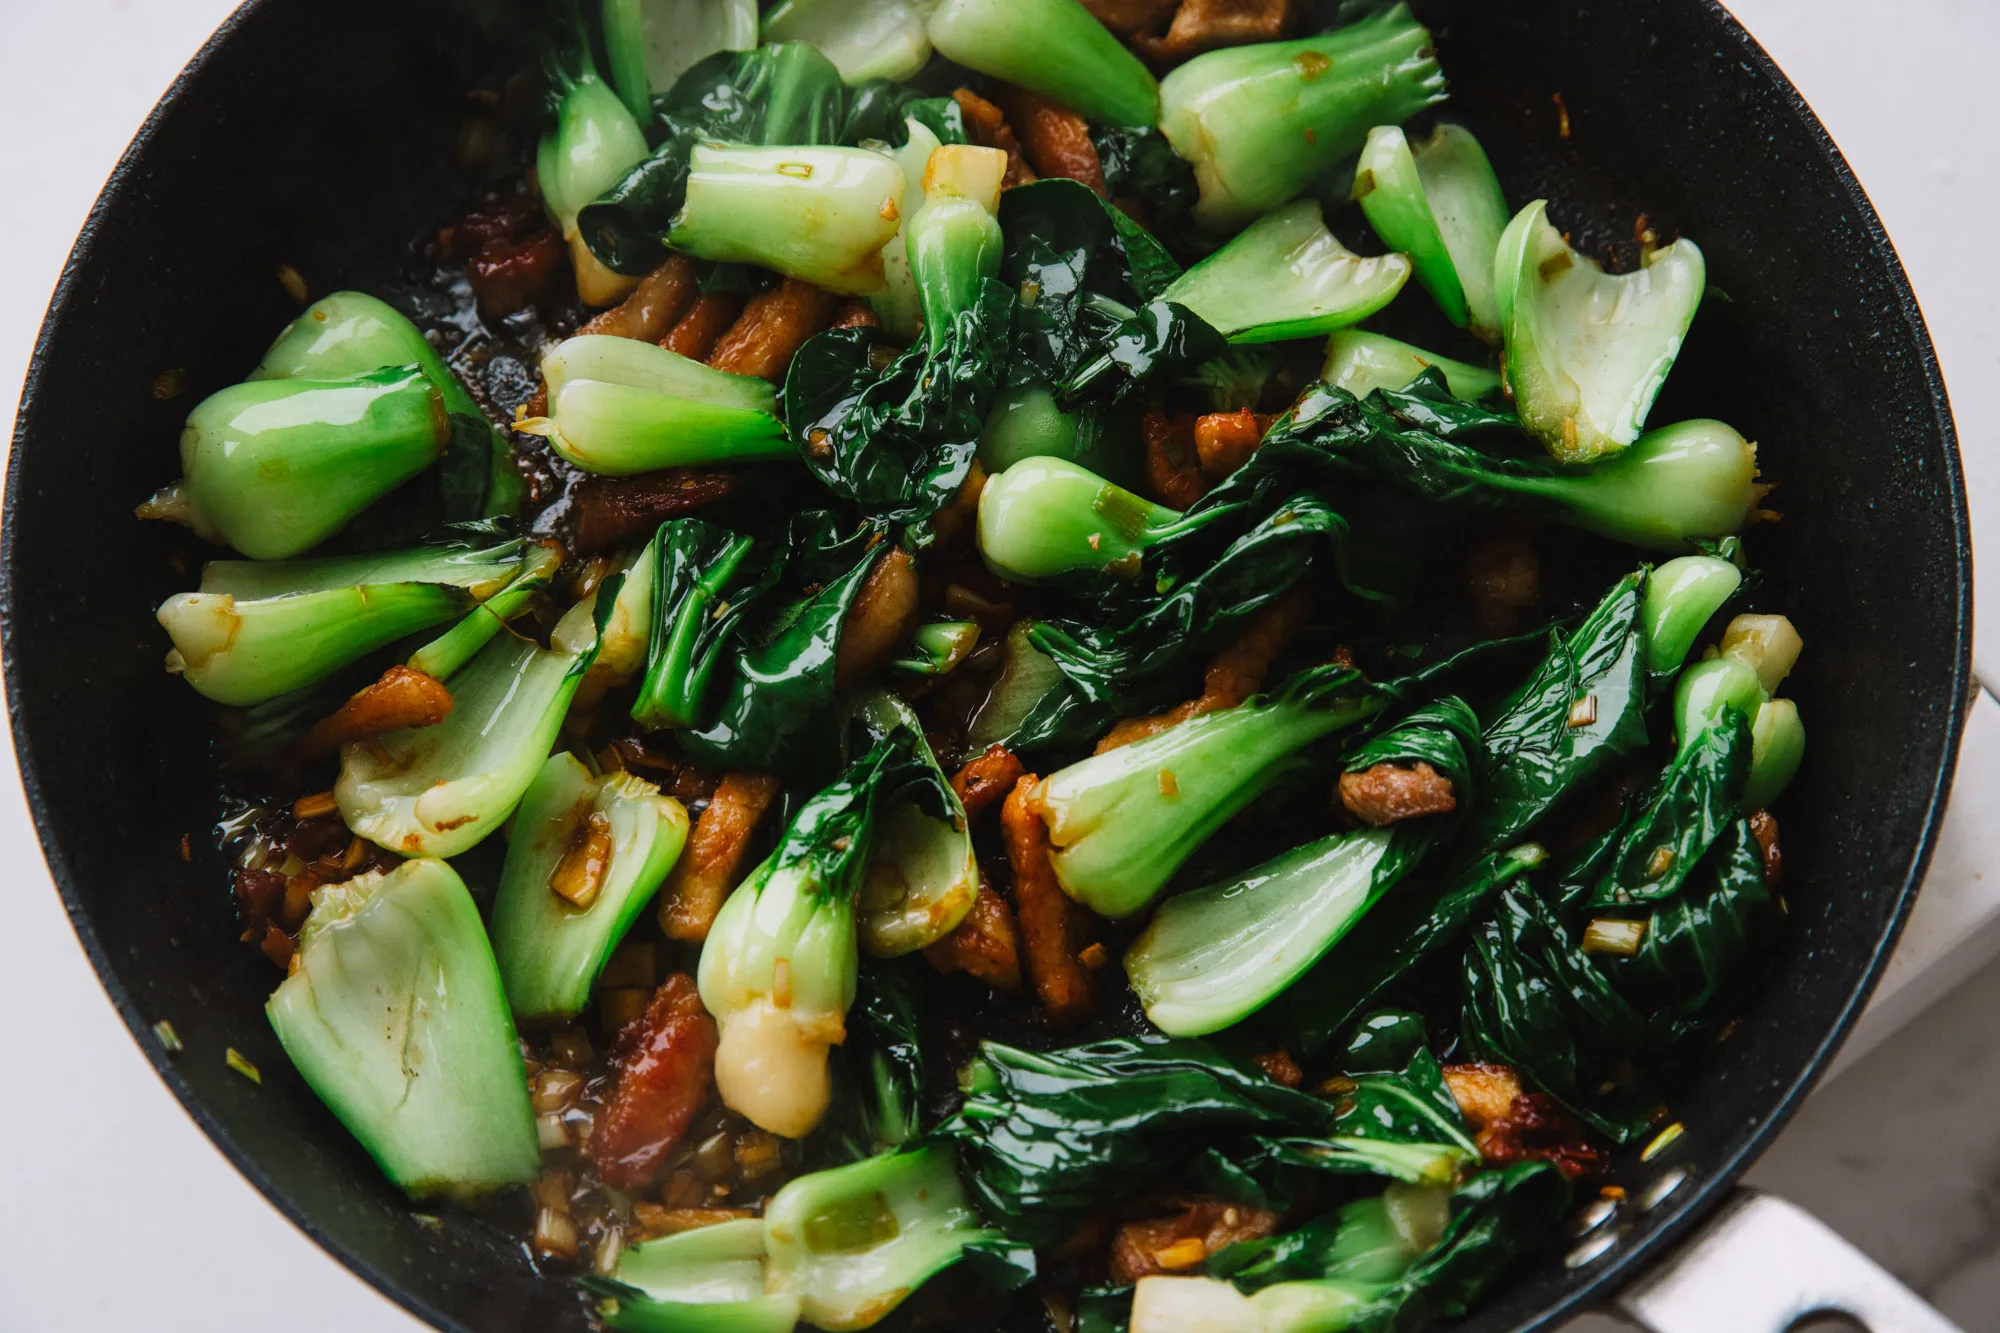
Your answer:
[1159,201,1411,344]
[266,858,538,1199]
[1353,124,1510,341]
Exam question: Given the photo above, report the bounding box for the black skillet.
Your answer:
[1,1,1974,1329]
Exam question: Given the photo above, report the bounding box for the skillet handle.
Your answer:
[1615,1190,1963,1333]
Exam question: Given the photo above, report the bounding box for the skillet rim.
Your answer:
[0,0,1973,1329]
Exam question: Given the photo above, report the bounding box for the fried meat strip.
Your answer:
[954,88,1038,188]
[1109,1199,1282,1285]
[1138,0,1293,62]
[1095,587,1309,752]
[1443,1063,1608,1182]
[589,974,719,1190]
[923,878,1024,992]
[298,666,452,761]
[999,89,1106,196]
[576,255,698,342]
[831,299,882,330]
[1194,408,1274,480]
[661,291,746,360]
[834,547,920,691]
[1080,0,1181,35]
[1339,761,1458,827]
[708,278,840,380]
[658,772,784,942]
[569,469,737,555]
[952,744,1027,820]
[1142,409,1210,510]
[468,231,564,318]
[1004,775,1099,1026]
[1749,809,1783,885]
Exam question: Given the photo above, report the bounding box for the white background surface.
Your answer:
[0,2,1994,1330]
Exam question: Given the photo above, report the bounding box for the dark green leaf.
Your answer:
[814,964,927,1166]
[1584,716,1751,908]
[1355,1164,1573,1330]
[1612,817,1779,1024]
[629,519,777,731]
[785,280,1015,534]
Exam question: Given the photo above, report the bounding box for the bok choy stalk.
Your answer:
[1322,330,1501,403]
[1126,698,1478,1036]
[601,0,758,121]
[517,334,789,476]
[850,690,980,956]
[1158,201,1411,344]
[146,366,449,560]
[785,145,1015,529]
[927,0,1159,127]
[406,540,564,682]
[1353,124,1510,341]
[251,290,520,519]
[588,1148,995,1332]
[266,858,538,1199]
[870,115,945,337]
[538,22,652,305]
[977,455,1187,584]
[336,579,618,859]
[1260,377,1761,552]
[157,537,524,706]
[1157,5,1447,231]
[763,0,934,85]
[667,142,907,294]
[578,42,949,277]
[1030,662,1386,918]
[589,1219,799,1333]
[1495,200,1706,462]
[1132,1164,1571,1333]
[488,752,690,1021]
[1580,618,1804,909]
[628,518,775,731]
[697,727,952,1137]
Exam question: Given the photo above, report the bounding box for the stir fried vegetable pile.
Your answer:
[140,1,1805,1329]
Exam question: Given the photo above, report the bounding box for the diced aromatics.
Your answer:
[1157,4,1446,230]
[266,859,538,1199]
[657,771,784,942]
[590,974,721,1191]
[489,753,690,1021]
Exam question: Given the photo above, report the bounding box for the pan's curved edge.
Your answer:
[0,3,475,1330]
[1500,3,1977,1326]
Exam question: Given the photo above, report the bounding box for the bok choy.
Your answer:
[1159,201,1411,344]
[488,752,690,1021]
[266,859,538,1199]
[927,0,1159,127]
[1353,124,1510,340]
[538,19,652,305]
[762,0,933,84]
[1321,331,1501,402]
[158,536,524,706]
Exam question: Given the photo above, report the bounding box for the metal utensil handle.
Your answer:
[1617,1190,1963,1333]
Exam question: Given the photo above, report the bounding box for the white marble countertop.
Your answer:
[0,2,1993,1330]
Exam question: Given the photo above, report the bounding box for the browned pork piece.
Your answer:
[657,772,784,942]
